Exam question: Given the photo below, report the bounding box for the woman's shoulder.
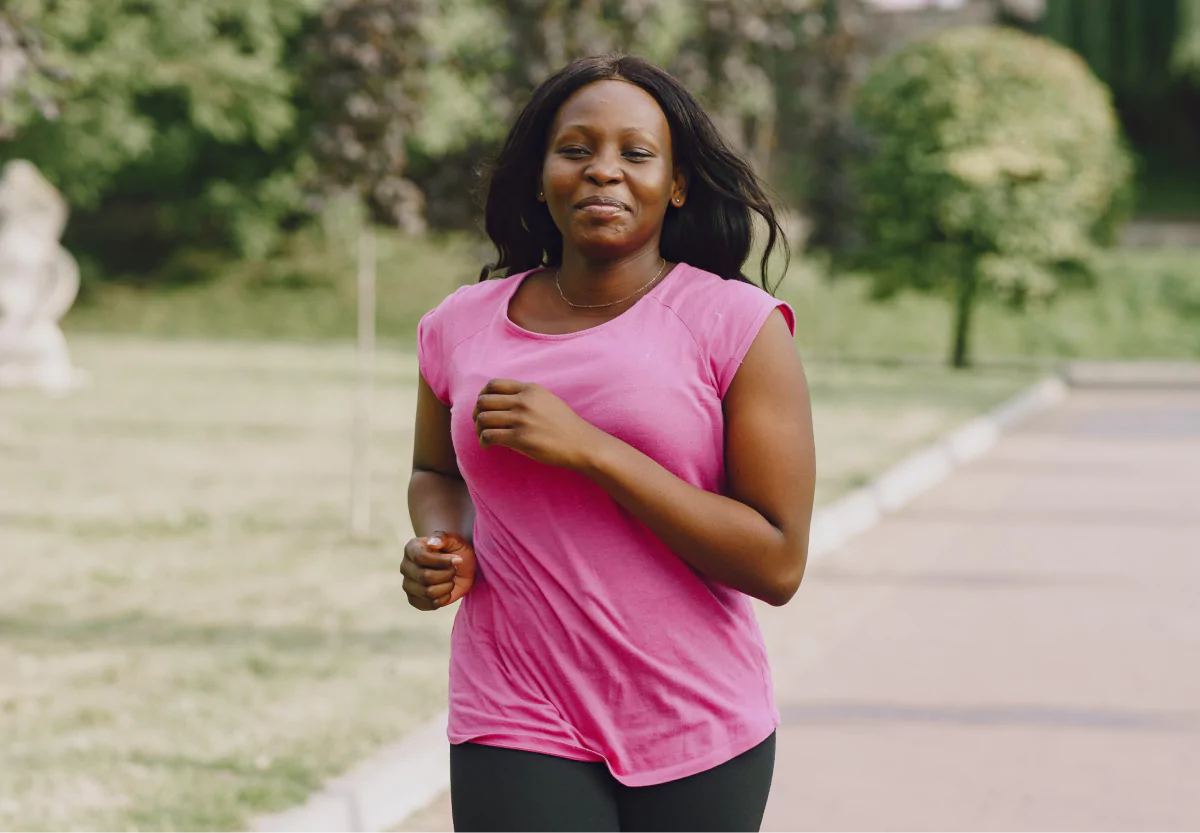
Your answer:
[656,262,789,327]
[417,272,530,393]
[423,270,528,329]
[658,264,796,397]
[433,272,518,312]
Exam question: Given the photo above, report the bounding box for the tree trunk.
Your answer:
[950,263,979,369]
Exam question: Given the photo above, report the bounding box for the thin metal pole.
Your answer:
[350,218,376,539]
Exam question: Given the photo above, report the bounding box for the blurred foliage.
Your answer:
[416,0,810,151]
[851,26,1132,368]
[666,0,810,163]
[307,0,429,232]
[1040,0,1200,93]
[0,7,69,138]
[0,0,324,272]
[772,0,872,254]
[0,0,1188,305]
[1135,149,1200,218]
[4,0,859,269]
[1039,0,1200,195]
[1177,0,1200,81]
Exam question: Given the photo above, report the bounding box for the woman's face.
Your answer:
[540,80,686,260]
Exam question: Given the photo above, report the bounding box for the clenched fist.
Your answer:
[400,530,477,611]
[473,378,604,471]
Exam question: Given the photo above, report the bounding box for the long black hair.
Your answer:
[478,54,789,292]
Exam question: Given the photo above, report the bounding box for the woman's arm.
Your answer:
[579,309,815,606]
[403,372,478,612]
[472,308,815,606]
[409,373,476,542]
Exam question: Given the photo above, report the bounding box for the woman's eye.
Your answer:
[556,146,651,161]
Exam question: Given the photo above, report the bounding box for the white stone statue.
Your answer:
[0,159,85,393]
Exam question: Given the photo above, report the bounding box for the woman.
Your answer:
[401,54,816,832]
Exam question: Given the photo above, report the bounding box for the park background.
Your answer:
[1,0,1198,829]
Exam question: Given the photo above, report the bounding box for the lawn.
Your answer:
[0,335,1035,830]
[63,228,1200,363]
[777,248,1200,363]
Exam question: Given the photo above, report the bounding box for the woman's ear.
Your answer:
[670,169,688,208]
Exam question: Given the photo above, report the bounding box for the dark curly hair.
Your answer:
[478,54,788,291]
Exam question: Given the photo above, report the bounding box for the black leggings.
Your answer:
[449,732,775,832]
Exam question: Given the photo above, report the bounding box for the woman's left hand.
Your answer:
[473,378,602,471]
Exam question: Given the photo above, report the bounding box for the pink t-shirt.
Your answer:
[417,262,795,786]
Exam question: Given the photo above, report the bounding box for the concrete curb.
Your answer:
[251,374,1069,833]
[1060,360,1200,388]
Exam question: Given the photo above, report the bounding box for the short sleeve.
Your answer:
[417,305,451,406]
[711,291,796,399]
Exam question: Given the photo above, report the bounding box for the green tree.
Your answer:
[0,0,324,271]
[0,7,69,139]
[306,0,430,232]
[852,27,1132,368]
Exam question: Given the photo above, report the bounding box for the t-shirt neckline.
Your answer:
[499,261,688,341]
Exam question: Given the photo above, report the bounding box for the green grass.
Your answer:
[64,229,1200,364]
[66,229,484,344]
[778,249,1200,363]
[0,338,448,831]
[0,335,1034,830]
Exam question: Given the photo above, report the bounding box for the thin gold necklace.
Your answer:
[555,259,667,309]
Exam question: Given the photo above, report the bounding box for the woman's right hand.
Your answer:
[401,530,477,611]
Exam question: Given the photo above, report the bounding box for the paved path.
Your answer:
[402,384,1200,831]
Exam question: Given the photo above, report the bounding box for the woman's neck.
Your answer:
[556,246,666,309]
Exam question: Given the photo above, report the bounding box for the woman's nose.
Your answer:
[584,150,623,185]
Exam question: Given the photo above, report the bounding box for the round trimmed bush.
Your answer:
[851,26,1133,367]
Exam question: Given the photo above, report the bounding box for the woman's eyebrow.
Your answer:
[555,124,660,141]
[556,123,598,137]
[620,127,659,143]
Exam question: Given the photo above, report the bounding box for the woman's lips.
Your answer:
[574,198,628,218]
[577,203,625,217]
